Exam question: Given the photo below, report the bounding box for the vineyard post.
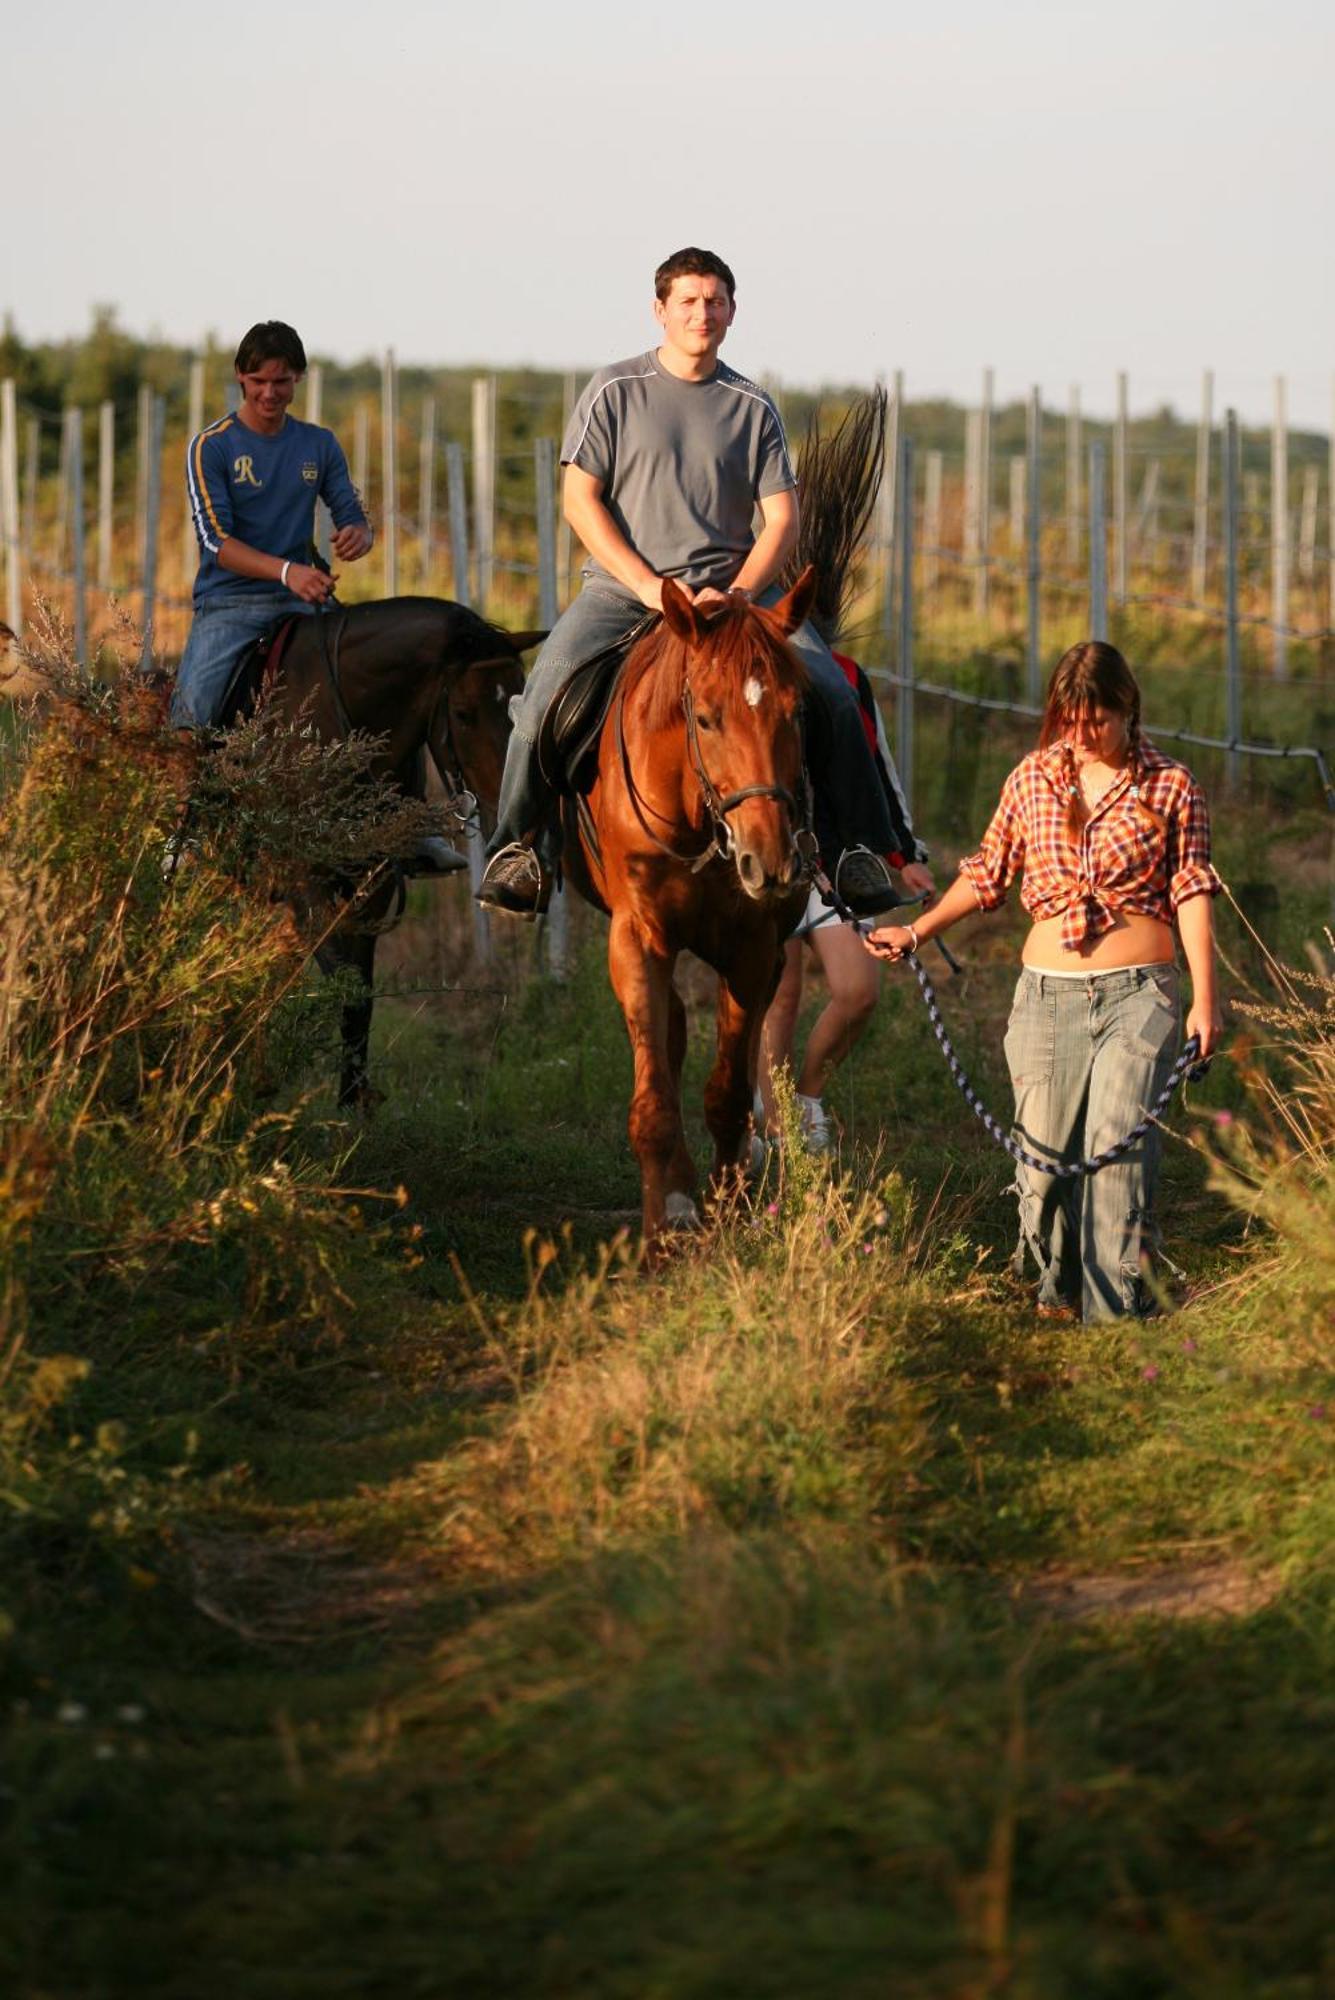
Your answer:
[535,436,567,979]
[1065,384,1081,569]
[1298,464,1318,584]
[471,375,495,613]
[1223,407,1241,788]
[1271,375,1288,678]
[134,383,153,591]
[896,433,915,817]
[446,442,470,609]
[140,395,165,662]
[418,395,436,587]
[305,362,331,564]
[97,403,114,594]
[1089,439,1108,641]
[923,449,942,594]
[1026,386,1041,703]
[68,408,87,666]
[22,417,38,560]
[381,349,399,597]
[975,367,992,619]
[963,407,980,591]
[1,379,22,638]
[1113,371,1128,605]
[1008,456,1025,551]
[1191,368,1213,603]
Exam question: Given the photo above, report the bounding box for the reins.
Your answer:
[815,874,1211,1179]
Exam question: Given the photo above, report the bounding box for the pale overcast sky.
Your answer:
[9,0,1333,428]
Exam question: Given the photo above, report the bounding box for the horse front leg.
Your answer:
[607,917,695,1246]
[704,932,783,1199]
[316,927,378,1110]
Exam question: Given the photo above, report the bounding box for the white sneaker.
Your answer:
[796,1093,833,1155]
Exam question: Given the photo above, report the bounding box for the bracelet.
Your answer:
[279,560,291,588]
[906,924,919,953]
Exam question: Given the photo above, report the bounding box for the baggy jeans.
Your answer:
[1004,964,1181,1322]
[485,582,899,868]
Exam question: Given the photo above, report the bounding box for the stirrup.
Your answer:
[476,840,552,920]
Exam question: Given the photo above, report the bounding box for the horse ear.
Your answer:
[767,564,818,635]
[660,578,703,643]
[502,629,547,654]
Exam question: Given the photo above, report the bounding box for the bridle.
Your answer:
[615,658,817,881]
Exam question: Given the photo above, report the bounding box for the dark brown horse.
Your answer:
[562,569,818,1245]
[256,597,539,1104]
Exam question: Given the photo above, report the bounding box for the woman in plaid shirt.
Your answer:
[866,642,1224,1322]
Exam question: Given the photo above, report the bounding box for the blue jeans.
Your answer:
[1005,964,1181,1322]
[171,587,314,728]
[486,582,898,867]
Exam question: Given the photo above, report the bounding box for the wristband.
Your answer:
[280,560,292,588]
[906,924,919,953]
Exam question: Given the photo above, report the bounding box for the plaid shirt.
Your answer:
[959,739,1222,951]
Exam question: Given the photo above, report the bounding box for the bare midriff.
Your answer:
[1021,908,1175,971]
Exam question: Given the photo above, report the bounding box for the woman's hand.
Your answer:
[1185,995,1225,1061]
[899,861,936,901]
[863,923,917,962]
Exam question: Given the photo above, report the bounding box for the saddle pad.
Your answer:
[215,615,302,730]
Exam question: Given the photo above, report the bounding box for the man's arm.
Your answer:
[563,464,674,610]
[728,488,799,600]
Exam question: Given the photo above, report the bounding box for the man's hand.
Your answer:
[285,563,338,604]
[899,861,936,901]
[331,522,373,561]
[639,576,696,612]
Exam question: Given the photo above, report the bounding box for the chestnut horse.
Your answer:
[562,568,818,1244]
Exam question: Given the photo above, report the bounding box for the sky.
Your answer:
[8,0,1334,430]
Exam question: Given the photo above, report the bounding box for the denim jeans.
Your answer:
[486,581,897,867]
[170,587,314,727]
[1004,963,1181,1322]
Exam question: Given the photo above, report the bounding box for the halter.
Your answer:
[614,659,817,882]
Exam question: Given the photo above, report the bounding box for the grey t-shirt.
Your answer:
[560,350,796,595]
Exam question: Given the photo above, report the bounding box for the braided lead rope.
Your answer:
[811,870,1209,1179]
[903,951,1207,1179]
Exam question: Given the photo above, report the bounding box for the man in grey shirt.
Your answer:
[477,246,904,917]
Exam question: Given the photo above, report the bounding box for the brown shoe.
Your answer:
[1035,1302,1079,1323]
[476,841,551,919]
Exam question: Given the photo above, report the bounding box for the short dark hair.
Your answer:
[654,248,736,303]
[233,321,307,376]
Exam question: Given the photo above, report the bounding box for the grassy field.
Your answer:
[1,663,1333,1998]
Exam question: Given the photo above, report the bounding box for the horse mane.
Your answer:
[779,385,887,644]
[623,597,809,735]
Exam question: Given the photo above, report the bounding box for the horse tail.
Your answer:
[780,383,888,647]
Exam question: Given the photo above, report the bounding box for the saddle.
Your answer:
[214,616,303,730]
[536,619,657,796]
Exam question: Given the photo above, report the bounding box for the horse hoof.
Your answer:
[663,1191,702,1231]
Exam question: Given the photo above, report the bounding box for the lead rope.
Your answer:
[814,874,1211,1180]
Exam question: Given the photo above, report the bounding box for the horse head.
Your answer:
[428,626,543,836]
[659,568,817,902]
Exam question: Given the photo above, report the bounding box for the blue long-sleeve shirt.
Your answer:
[186,413,368,603]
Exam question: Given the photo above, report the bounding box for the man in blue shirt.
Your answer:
[172,320,373,728]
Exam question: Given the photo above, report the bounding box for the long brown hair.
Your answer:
[1039,642,1163,838]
